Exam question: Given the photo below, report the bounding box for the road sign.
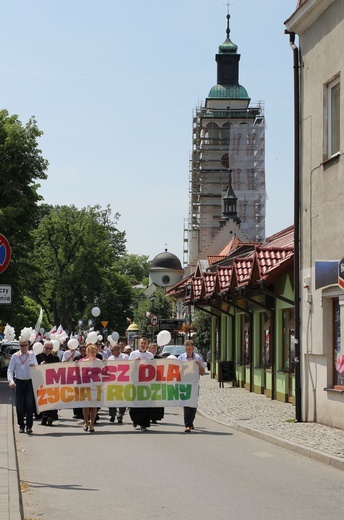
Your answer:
[0,285,12,304]
[150,314,158,326]
[101,320,109,328]
[0,234,11,274]
[158,319,184,332]
[339,257,344,290]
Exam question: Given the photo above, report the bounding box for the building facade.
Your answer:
[187,15,266,272]
[286,0,344,428]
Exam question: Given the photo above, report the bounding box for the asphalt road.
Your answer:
[17,407,344,520]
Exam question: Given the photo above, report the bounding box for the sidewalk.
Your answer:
[0,380,22,520]
[198,374,344,470]
[2,375,344,520]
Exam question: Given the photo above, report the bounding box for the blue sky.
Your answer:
[1,0,297,261]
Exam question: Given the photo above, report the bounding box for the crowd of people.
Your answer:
[7,335,205,435]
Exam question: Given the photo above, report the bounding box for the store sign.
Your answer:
[0,285,12,304]
[339,257,344,290]
[158,319,184,332]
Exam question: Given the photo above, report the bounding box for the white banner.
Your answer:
[30,359,200,412]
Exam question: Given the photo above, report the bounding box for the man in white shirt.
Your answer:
[62,345,80,362]
[129,337,154,431]
[178,339,205,433]
[8,339,38,434]
[108,344,128,423]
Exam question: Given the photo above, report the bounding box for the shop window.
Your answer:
[282,308,295,372]
[259,312,271,369]
[333,298,344,388]
[240,314,250,365]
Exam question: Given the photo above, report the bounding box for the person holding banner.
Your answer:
[7,338,38,434]
[129,337,154,432]
[108,343,128,423]
[148,342,164,424]
[79,344,103,432]
[178,339,205,433]
[36,341,60,426]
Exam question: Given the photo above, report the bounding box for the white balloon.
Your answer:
[87,331,98,344]
[60,331,68,342]
[51,340,60,352]
[109,337,115,346]
[97,335,103,341]
[91,306,101,317]
[68,338,79,350]
[157,330,171,347]
[111,332,119,342]
[39,327,45,335]
[33,342,43,355]
[167,354,178,359]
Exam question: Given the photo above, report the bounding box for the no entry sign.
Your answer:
[0,234,11,274]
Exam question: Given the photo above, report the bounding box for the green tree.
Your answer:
[93,267,133,337]
[14,297,51,336]
[28,204,127,330]
[116,254,150,285]
[193,309,211,353]
[0,110,48,330]
[133,288,172,338]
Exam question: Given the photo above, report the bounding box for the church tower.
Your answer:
[186,14,266,269]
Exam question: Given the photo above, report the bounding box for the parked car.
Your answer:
[160,345,176,358]
[170,345,200,358]
[0,342,20,376]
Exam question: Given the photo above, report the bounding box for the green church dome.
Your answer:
[208,84,250,99]
[219,37,238,54]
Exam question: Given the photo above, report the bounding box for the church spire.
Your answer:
[216,13,240,86]
[220,169,241,228]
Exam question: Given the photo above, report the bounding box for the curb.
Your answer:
[198,407,344,472]
[7,396,23,520]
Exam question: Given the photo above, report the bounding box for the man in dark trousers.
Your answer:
[148,342,164,424]
[129,337,154,432]
[8,338,38,434]
[178,339,205,432]
[36,341,60,426]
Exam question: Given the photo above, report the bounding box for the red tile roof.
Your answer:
[216,265,233,293]
[233,256,254,287]
[265,225,294,248]
[166,276,190,297]
[167,225,294,300]
[208,255,227,265]
[203,272,217,298]
[192,277,203,301]
[255,246,294,282]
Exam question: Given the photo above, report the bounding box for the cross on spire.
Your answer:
[223,3,234,38]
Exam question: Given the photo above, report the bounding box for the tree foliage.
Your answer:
[116,254,150,285]
[133,288,172,338]
[0,110,48,330]
[192,309,211,352]
[28,204,128,331]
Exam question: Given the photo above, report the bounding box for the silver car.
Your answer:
[0,342,20,376]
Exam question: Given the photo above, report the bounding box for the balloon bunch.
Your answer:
[108,332,119,346]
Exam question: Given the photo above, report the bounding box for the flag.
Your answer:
[49,325,57,335]
[57,324,64,334]
[35,308,43,333]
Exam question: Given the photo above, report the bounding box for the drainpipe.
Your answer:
[286,30,302,422]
